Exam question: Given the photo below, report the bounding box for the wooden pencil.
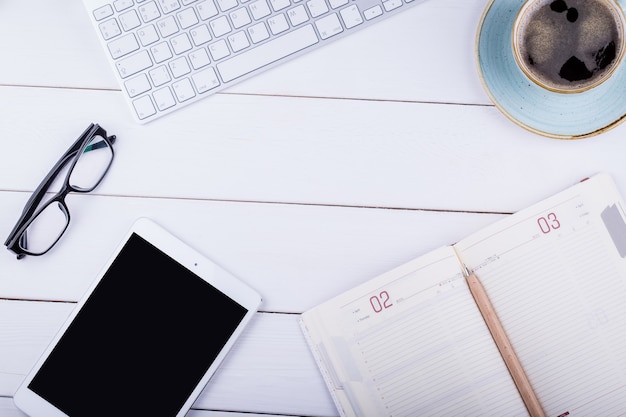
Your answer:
[462,264,545,417]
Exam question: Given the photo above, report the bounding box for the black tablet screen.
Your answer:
[29,233,248,416]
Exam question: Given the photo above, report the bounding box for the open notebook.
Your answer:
[300,173,626,416]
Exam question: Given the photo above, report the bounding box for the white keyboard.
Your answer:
[83,0,425,123]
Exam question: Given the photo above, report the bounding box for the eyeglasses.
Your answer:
[4,124,116,259]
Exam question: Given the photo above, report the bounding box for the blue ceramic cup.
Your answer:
[476,0,626,138]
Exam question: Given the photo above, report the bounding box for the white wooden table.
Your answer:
[2,0,626,416]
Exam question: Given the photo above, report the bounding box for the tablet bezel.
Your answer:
[13,218,262,417]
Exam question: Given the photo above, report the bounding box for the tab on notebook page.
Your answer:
[601,203,626,257]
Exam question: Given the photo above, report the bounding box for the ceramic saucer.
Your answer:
[476,0,626,139]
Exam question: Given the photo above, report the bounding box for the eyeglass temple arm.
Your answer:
[85,136,115,152]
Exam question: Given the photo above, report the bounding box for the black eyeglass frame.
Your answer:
[4,123,116,259]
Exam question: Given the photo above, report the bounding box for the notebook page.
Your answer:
[300,246,527,417]
[454,173,626,416]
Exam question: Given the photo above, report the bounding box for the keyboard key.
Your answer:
[287,5,308,26]
[189,48,211,68]
[153,86,177,110]
[248,22,269,43]
[230,7,252,29]
[217,0,238,11]
[339,5,362,29]
[149,65,172,85]
[208,39,230,60]
[120,10,142,30]
[190,24,212,45]
[137,24,160,45]
[306,0,328,18]
[124,73,152,97]
[150,41,173,62]
[217,24,318,82]
[268,14,289,35]
[171,33,193,54]
[228,31,250,52]
[210,15,231,37]
[269,0,291,11]
[329,0,348,9]
[197,0,219,19]
[192,67,221,92]
[249,0,271,19]
[94,5,114,20]
[139,1,162,21]
[169,56,192,77]
[116,50,153,78]
[176,7,199,28]
[157,15,180,36]
[363,5,382,20]
[383,0,402,11]
[99,18,122,40]
[108,33,140,59]
[114,0,135,11]
[172,78,196,101]
[133,95,157,119]
[158,0,182,13]
[315,13,342,39]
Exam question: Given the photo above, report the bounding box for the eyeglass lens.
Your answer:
[20,202,69,255]
[70,134,114,191]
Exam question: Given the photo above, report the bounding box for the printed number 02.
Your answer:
[370,291,393,313]
[537,212,560,234]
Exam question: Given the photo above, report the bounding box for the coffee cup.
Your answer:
[513,0,626,93]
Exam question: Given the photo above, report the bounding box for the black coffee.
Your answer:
[514,0,625,92]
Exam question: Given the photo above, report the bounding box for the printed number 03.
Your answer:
[537,212,560,234]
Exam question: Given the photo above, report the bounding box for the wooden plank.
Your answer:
[1,86,625,215]
[0,0,489,106]
[0,300,336,416]
[0,396,301,417]
[0,397,27,417]
[195,312,336,415]
[0,1,115,89]
[0,191,503,309]
[0,301,74,397]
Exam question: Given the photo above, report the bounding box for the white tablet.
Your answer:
[14,218,262,417]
